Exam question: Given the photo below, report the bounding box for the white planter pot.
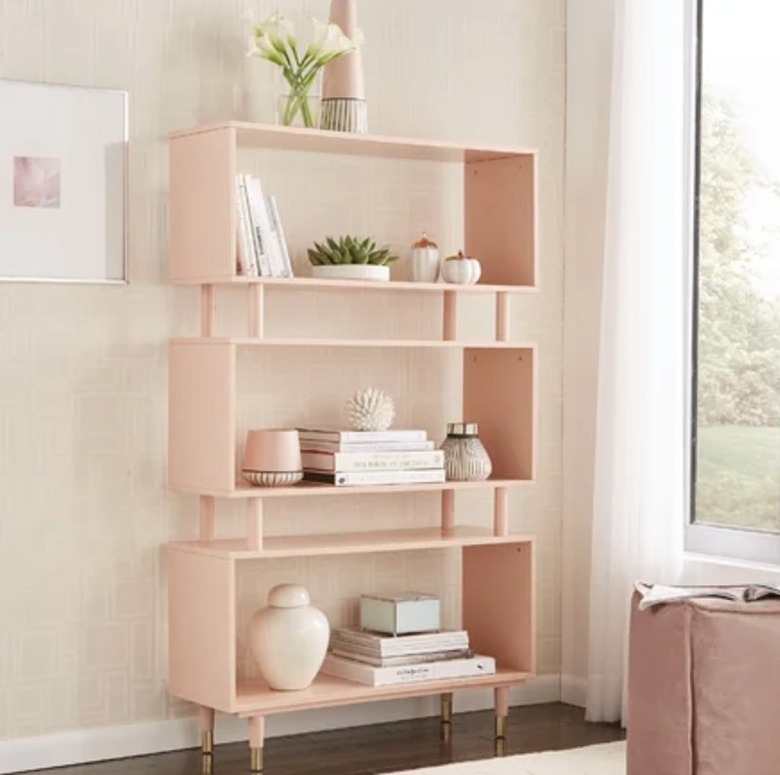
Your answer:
[248,584,330,691]
[311,264,390,282]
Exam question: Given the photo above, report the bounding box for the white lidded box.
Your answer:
[360,592,441,636]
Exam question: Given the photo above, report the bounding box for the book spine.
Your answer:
[235,176,258,277]
[303,469,446,487]
[330,629,469,658]
[321,655,495,687]
[330,648,473,667]
[247,176,282,277]
[302,450,445,473]
[300,440,435,453]
[298,429,428,443]
[267,194,293,278]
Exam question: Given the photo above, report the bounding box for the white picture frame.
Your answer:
[0,79,128,284]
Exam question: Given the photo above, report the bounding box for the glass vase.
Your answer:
[275,72,322,129]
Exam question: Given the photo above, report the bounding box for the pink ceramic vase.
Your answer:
[242,429,303,487]
[320,0,368,134]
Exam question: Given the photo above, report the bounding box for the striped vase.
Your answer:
[320,0,368,134]
[440,423,493,482]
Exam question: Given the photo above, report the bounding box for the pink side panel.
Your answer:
[463,348,535,480]
[168,341,236,492]
[462,542,535,673]
[465,155,537,287]
[168,548,236,712]
[170,127,236,281]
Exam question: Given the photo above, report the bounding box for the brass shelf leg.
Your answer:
[494,686,509,756]
[249,715,265,773]
[199,706,215,773]
[440,692,453,742]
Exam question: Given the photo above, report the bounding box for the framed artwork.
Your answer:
[0,80,128,283]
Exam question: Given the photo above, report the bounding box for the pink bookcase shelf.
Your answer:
[166,120,540,770]
[169,122,537,288]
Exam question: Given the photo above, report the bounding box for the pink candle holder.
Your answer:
[242,429,303,487]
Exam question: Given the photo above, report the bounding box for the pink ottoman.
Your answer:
[627,591,780,775]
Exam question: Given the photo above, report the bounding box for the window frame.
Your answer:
[685,0,780,564]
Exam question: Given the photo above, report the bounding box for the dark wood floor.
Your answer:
[39,703,624,775]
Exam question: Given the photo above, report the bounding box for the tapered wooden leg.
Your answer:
[199,706,215,755]
[494,686,509,756]
[440,692,453,742]
[249,715,265,772]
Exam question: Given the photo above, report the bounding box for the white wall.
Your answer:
[0,0,566,763]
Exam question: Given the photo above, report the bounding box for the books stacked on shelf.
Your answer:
[235,173,293,278]
[322,627,496,687]
[298,428,446,487]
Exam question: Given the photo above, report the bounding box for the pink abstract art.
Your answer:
[13,156,61,208]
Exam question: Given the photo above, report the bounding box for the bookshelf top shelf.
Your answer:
[169,121,538,164]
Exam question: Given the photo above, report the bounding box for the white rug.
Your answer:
[391,742,626,775]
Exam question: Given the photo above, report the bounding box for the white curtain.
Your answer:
[585,0,688,723]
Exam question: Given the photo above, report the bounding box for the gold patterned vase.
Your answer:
[440,422,492,481]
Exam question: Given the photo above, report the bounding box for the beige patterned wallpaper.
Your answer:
[0,0,565,741]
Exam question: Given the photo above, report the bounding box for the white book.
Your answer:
[331,628,469,658]
[267,194,293,277]
[298,429,428,443]
[330,648,473,667]
[245,176,284,277]
[235,177,259,277]
[303,469,445,487]
[302,450,444,473]
[300,440,435,453]
[241,175,272,277]
[321,653,496,687]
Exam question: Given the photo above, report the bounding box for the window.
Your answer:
[688,0,780,563]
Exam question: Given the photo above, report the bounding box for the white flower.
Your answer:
[258,13,296,53]
[248,32,285,67]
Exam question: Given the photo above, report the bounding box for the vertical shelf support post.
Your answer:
[443,291,458,341]
[247,500,264,551]
[199,496,216,542]
[248,284,265,339]
[440,692,453,742]
[201,284,216,337]
[441,489,455,535]
[249,715,265,772]
[495,292,510,342]
[493,487,509,537]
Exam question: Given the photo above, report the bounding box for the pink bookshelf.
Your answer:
[166,122,539,773]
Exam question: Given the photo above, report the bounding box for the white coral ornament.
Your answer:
[345,388,395,432]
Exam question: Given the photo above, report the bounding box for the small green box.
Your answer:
[360,592,441,636]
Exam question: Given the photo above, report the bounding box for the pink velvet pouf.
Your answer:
[627,591,780,775]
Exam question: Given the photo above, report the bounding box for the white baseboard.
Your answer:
[0,675,560,774]
[560,674,587,707]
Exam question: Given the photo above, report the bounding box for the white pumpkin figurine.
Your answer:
[442,251,482,285]
[409,232,441,283]
[248,584,330,691]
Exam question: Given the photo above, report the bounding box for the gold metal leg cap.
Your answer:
[251,746,264,773]
[201,730,213,755]
[495,715,507,739]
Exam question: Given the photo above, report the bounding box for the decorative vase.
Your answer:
[311,264,389,281]
[409,233,440,283]
[441,251,482,285]
[277,93,321,129]
[248,584,330,691]
[440,422,492,481]
[242,429,303,487]
[320,0,368,134]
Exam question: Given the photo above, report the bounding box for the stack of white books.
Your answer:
[235,173,293,278]
[298,428,446,487]
[321,628,496,687]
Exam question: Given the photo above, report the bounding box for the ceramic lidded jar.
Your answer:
[409,232,440,283]
[440,422,492,481]
[242,429,303,487]
[248,584,330,691]
[441,251,482,285]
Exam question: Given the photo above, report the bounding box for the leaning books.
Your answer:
[321,653,496,687]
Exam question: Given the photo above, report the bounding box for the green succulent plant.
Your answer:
[307,236,399,266]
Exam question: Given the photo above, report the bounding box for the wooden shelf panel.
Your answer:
[169,526,533,560]
[171,275,539,292]
[232,667,531,716]
[170,121,536,164]
[170,477,532,500]
[171,337,535,350]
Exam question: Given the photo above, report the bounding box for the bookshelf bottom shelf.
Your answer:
[232,667,532,717]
